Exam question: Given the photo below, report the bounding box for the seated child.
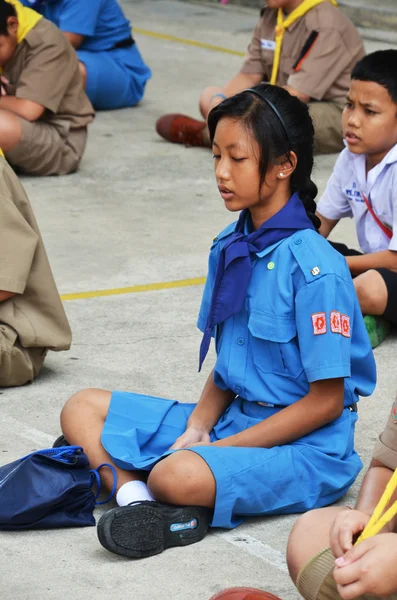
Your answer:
[0,0,94,176]
[156,0,364,154]
[22,0,151,111]
[316,50,397,348]
[60,84,375,560]
[0,155,71,386]
[287,394,397,600]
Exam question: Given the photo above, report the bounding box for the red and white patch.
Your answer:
[341,314,351,338]
[312,312,327,335]
[330,310,341,334]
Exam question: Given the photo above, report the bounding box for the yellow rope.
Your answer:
[270,0,338,86]
[356,468,397,544]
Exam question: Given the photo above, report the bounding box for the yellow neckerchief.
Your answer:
[5,0,42,44]
[0,150,4,158]
[270,0,338,85]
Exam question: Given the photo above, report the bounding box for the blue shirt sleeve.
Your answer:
[295,273,355,382]
[56,0,102,36]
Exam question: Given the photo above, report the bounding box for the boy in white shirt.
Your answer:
[316,50,397,347]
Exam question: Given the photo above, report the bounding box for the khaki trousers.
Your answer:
[309,101,345,154]
[297,547,397,600]
[0,324,46,387]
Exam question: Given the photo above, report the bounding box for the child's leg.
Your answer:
[61,388,148,491]
[354,270,388,316]
[287,506,346,583]
[0,109,22,152]
[199,85,226,118]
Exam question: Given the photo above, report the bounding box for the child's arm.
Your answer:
[62,32,84,49]
[0,95,44,122]
[316,211,339,238]
[170,371,234,450]
[212,377,344,448]
[345,250,397,275]
[0,290,16,302]
[188,370,235,433]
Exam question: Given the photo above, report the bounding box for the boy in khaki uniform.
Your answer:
[0,155,71,386]
[156,0,364,154]
[286,396,397,600]
[0,0,94,176]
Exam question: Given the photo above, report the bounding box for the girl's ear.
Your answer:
[277,151,297,180]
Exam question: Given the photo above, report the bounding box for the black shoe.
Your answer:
[52,434,70,448]
[97,501,210,559]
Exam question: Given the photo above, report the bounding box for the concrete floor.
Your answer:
[1,2,397,599]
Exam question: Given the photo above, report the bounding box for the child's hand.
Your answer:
[0,75,9,96]
[333,534,397,599]
[169,426,211,450]
[329,509,370,558]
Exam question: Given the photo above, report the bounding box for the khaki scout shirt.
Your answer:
[373,398,397,470]
[0,158,71,350]
[240,3,365,102]
[3,18,94,131]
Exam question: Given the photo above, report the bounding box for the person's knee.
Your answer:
[60,388,110,431]
[148,452,207,504]
[354,270,387,314]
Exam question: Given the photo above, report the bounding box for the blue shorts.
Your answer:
[77,44,151,111]
[102,392,362,528]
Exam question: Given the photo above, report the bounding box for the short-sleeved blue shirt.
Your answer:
[21,0,131,52]
[198,225,376,407]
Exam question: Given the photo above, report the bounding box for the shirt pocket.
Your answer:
[248,310,304,379]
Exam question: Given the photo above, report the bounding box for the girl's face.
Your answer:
[212,117,287,220]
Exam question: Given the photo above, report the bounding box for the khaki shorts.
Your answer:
[5,118,88,176]
[309,101,344,155]
[0,323,46,387]
[297,547,397,600]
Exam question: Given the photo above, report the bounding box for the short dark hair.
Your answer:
[207,84,320,229]
[352,50,397,103]
[0,0,16,36]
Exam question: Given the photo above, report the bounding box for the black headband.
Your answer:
[245,88,292,148]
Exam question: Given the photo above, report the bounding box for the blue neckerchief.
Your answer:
[199,192,315,371]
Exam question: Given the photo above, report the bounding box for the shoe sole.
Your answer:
[97,503,209,559]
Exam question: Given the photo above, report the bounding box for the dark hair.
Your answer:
[0,0,16,36]
[207,84,321,229]
[352,50,397,104]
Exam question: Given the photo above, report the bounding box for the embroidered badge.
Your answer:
[330,311,341,334]
[341,314,351,338]
[312,312,326,335]
[392,400,397,424]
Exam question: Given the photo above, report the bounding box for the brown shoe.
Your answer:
[155,113,210,147]
[209,589,283,600]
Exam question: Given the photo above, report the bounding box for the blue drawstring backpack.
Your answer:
[0,446,116,530]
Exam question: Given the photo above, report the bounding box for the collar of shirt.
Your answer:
[349,142,397,196]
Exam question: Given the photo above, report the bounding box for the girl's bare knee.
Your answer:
[60,388,111,429]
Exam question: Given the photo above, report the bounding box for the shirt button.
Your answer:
[236,386,242,394]
[237,337,245,345]
[294,239,302,245]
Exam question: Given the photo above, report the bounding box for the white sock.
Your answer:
[116,480,155,507]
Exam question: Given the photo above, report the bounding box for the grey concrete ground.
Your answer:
[1,2,397,599]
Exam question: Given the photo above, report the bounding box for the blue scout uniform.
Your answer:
[101,224,376,529]
[22,0,151,110]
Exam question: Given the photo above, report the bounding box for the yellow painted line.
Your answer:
[134,27,245,57]
[61,277,206,302]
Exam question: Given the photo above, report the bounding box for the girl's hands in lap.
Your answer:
[170,426,211,450]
